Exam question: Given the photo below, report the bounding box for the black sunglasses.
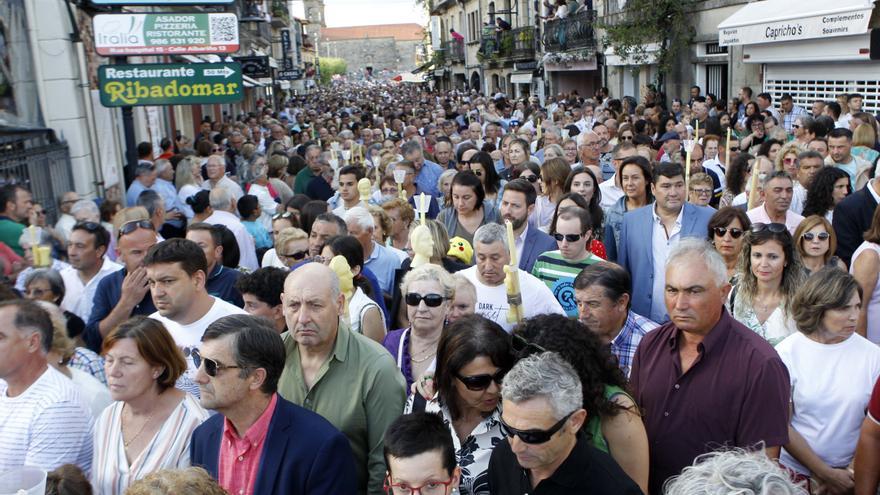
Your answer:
[405,292,446,307]
[74,221,103,233]
[456,369,507,391]
[118,220,155,238]
[552,233,583,242]
[499,411,573,444]
[521,175,538,183]
[279,249,309,261]
[713,227,744,239]
[803,231,830,241]
[729,147,740,152]
[511,333,545,358]
[619,135,633,141]
[192,348,246,377]
[750,222,787,234]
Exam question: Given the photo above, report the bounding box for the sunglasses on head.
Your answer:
[74,221,103,233]
[405,292,446,307]
[280,249,309,261]
[499,411,574,444]
[118,220,155,238]
[191,348,246,377]
[750,222,787,234]
[714,227,744,239]
[803,231,830,241]
[511,333,546,359]
[521,174,538,183]
[551,232,583,242]
[456,368,506,391]
[273,211,294,221]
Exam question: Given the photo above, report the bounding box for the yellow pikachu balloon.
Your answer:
[447,237,473,265]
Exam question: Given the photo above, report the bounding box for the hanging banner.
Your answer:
[98,63,243,107]
[93,13,240,55]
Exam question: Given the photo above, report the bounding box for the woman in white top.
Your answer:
[320,235,385,342]
[852,205,880,344]
[777,269,880,492]
[728,222,805,345]
[174,156,203,221]
[93,316,209,495]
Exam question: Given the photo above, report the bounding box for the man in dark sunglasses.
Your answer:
[190,314,358,494]
[488,352,641,494]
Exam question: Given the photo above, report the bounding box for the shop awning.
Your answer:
[510,72,533,84]
[412,62,435,74]
[719,0,875,46]
[242,75,265,87]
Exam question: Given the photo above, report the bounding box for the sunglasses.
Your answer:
[499,411,573,444]
[511,333,546,358]
[192,348,246,377]
[74,221,103,233]
[273,211,294,221]
[750,222,787,234]
[280,249,309,261]
[729,146,740,152]
[552,233,583,242]
[456,368,507,391]
[713,227,744,239]
[405,292,446,307]
[521,175,538,183]
[803,231,830,241]
[118,220,155,238]
[791,124,801,129]
[619,135,633,141]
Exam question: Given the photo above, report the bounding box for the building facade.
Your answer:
[320,24,426,77]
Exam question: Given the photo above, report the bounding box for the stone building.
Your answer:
[320,24,426,77]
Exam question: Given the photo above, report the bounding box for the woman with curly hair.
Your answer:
[801,166,852,223]
[513,313,649,493]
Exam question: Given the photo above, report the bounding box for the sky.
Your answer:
[292,0,427,27]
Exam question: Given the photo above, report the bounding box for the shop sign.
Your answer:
[719,7,873,46]
[98,63,243,107]
[277,69,302,80]
[94,13,240,55]
[234,56,271,78]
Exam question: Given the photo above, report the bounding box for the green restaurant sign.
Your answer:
[98,63,243,107]
[94,13,240,56]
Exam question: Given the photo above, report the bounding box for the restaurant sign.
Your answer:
[94,13,240,55]
[98,63,243,107]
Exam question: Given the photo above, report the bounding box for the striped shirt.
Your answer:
[0,366,94,474]
[611,311,659,378]
[531,250,604,317]
[92,394,209,495]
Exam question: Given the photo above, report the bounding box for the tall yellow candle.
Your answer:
[505,220,518,266]
[419,192,427,225]
[725,127,732,166]
[747,161,761,209]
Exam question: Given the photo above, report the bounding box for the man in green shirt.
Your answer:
[293,144,324,196]
[0,184,33,256]
[278,262,405,495]
[532,206,603,317]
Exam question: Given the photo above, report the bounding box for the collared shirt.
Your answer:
[414,159,445,198]
[650,204,683,323]
[365,241,402,295]
[83,267,157,352]
[204,210,259,271]
[746,204,804,235]
[630,309,791,494]
[599,176,624,209]
[153,178,185,228]
[611,311,659,378]
[206,263,244,308]
[60,257,123,322]
[487,432,642,495]
[125,179,151,207]
[277,321,406,495]
[219,393,278,495]
[782,105,808,133]
[202,176,244,201]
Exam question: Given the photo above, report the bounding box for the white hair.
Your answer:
[154,158,172,174]
[666,238,728,287]
[70,199,100,222]
[209,187,234,211]
[344,206,375,231]
[577,130,599,147]
[473,223,508,251]
[664,448,807,495]
[501,352,582,420]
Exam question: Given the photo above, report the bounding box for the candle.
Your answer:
[505,220,518,266]
[725,127,731,166]
[685,144,692,197]
[419,192,427,225]
[536,118,543,141]
[747,160,761,209]
[694,119,699,141]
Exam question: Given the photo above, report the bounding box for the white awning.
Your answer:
[510,72,533,84]
[603,43,659,66]
[242,75,265,87]
[718,0,874,46]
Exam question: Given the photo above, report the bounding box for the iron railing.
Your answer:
[480,26,535,62]
[0,132,74,225]
[443,39,465,63]
[542,10,596,53]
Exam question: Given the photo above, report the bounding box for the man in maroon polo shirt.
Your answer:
[630,238,790,494]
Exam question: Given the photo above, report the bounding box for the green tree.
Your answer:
[600,0,694,93]
[319,57,347,85]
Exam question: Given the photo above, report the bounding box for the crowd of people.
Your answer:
[1,80,880,494]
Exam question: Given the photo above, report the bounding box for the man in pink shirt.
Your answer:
[747,171,804,235]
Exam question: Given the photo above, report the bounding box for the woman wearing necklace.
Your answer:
[383,264,456,393]
[438,171,498,247]
[404,314,514,495]
[93,316,209,495]
[729,223,805,346]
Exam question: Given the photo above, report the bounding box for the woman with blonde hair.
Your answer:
[174,157,202,220]
[852,123,880,165]
[535,157,571,231]
[274,227,309,268]
[793,215,845,274]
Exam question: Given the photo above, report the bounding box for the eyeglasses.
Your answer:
[713,227,744,239]
[691,188,713,196]
[118,220,155,238]
[551,232,583,242]
[750,222,787,234]
[192,348,246,377]
[405,292,446,307]
[456,368,506,391]
[520,174,538,183]
[802,231,830,241]
[499,411,574,444]
[279,249,309,261]
[384,475,455,495]
[34,210,46,216]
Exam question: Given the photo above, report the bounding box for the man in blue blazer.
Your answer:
[500,179,558,273]
[190,314,357,495]
[618,161,715,323]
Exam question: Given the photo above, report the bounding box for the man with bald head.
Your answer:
[278,263,404,495]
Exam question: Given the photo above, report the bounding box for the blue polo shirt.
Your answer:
[414,160,444,198]
[205,263,244,308]
[365,241,401,295]
[84,268,157,352]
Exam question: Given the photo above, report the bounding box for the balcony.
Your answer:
[443,39,465,63]
[429,0,455,15]
[542,10,596,53]
[479,26,535,63]
[270,0,290,28]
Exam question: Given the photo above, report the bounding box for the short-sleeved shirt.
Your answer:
[487,432,642,495]
[630,309,791,494]
[531,250,604,317]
